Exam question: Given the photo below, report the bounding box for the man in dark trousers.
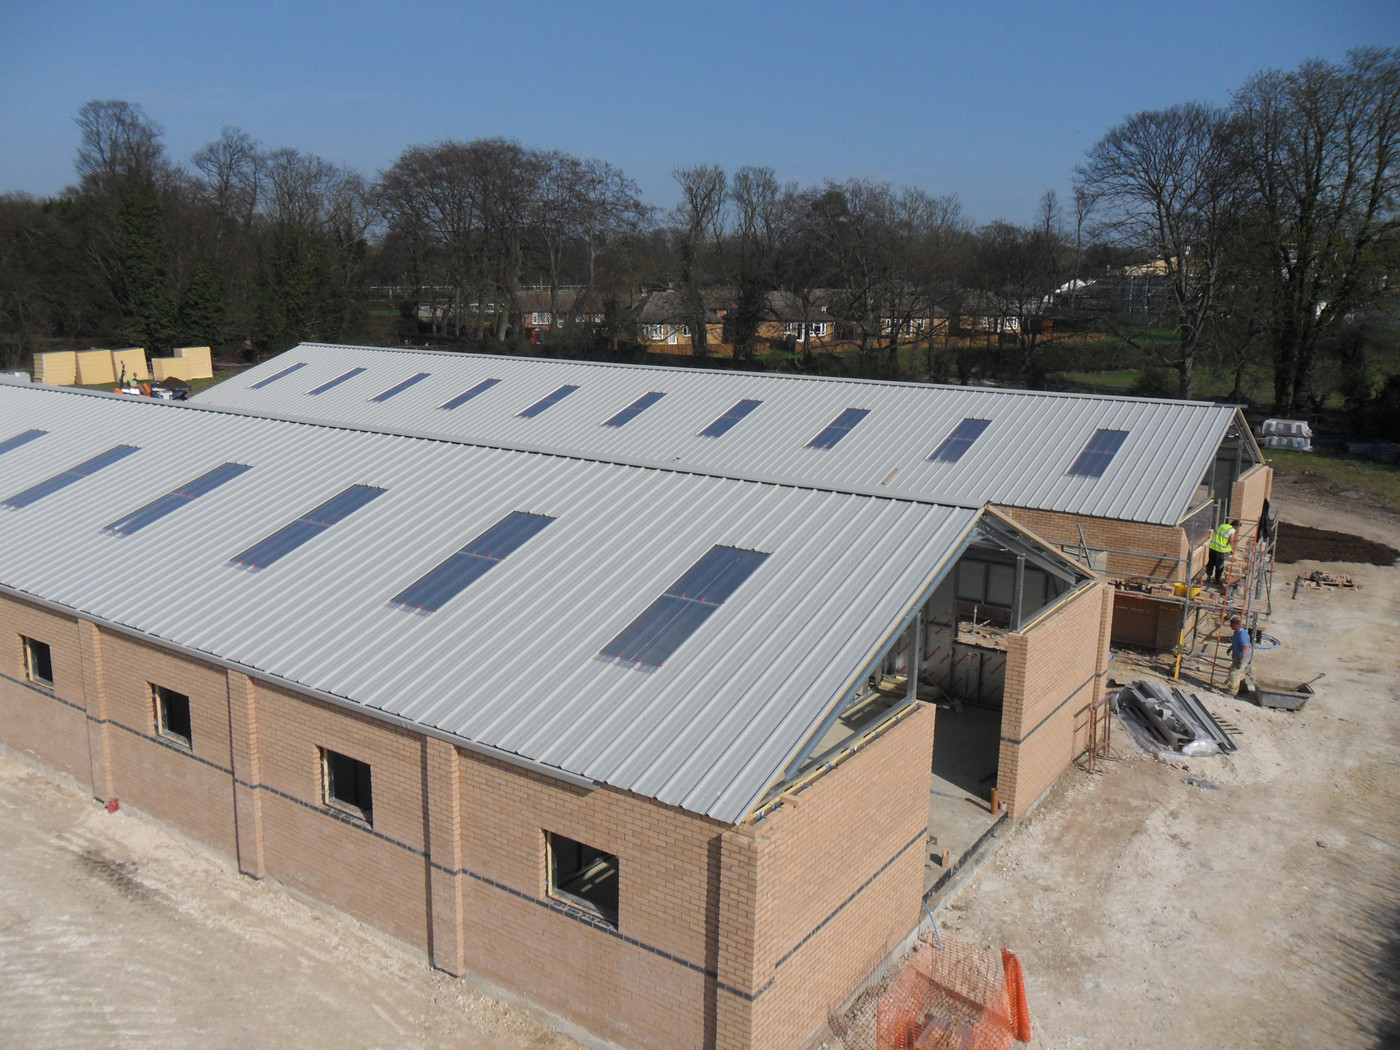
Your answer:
[1207,519,1240,587]
[1225,616,1254,695]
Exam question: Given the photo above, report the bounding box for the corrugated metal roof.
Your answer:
[191,343,1244,525]
[0,382,983,823]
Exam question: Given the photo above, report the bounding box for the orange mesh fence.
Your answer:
[869,933,1030,1049]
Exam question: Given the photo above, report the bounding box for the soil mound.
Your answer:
[1275,521,1399,565]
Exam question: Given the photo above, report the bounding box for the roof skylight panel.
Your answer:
[928,418,992,463]
[699,399,761,437]
[389,511,554,613]
[229,484,385,570]
[0,429,46,456]
[1066,428,1130,478]
[598,545,769,673]
[518,384,580,418]
[308,368,366,395]
[104,462,251,536]
[806,408,870,449]
[249,362,307,389]
[603,391,665,427]
[370,372,430,402]
[440,378,500,410]
[3,445,140,509]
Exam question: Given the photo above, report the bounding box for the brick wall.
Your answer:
[997,582,1110,818]
[1230,464,1273,537]
[999,507,1189,582]
[0,597,91,783]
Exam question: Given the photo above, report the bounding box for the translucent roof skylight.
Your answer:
[603,391,665,428]
[229,484,385,570]
[249,362,307,389]
[105,462,251,536]
[518,385,579,418]
[807,408,870,449]
[0,428,46,457]
[440,378,500,410]
[598,545,769,673]
[370,372,430,402]
[3,445,140,509]
[308,368,366,395]
[928,418,992,463]
[699,399,761,438]
[1067,429,1129,478]
[390,511,554,613]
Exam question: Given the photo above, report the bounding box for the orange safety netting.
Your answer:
[874,934,1031,1049]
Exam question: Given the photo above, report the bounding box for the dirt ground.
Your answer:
[0,756,584,1050]
[930,469,1400,1050]
[1275,520,1400,565]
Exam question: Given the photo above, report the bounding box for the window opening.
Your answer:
[105,462,250,536]
[440,378,500,410]
[603,391,665,427]
[928,418,992,463]
[598,545,768,672]
[1067,428,1129,478]
[3,445,140,509]
[0,429,46,457]
[547,832,618,927]
[229,484,385,570]
[518,384,579,418]
[699,399,761,438]
[153,685,192,748]
[308,367,366,395]
[370,372,430,402]
[249,362,307,389]
[322,748,373,825]
[22,637,52,687]
[807,408,870,449]
[390,511,554,613]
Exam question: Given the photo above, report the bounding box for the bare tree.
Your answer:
[1231,48,1400,412]
[672,164,726,356]
[1078,103,1241,397]
[74,99,167,193]
[727,165,782,361]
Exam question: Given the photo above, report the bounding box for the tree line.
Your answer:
[0,48,1395,417]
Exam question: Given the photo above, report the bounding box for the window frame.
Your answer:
[152,684,192,749]
[321,748,373,826]
[546,831,619,928]
[22,636,53,688]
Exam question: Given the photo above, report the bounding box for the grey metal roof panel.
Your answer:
[0,382,978,823]
[193,343,1240,525]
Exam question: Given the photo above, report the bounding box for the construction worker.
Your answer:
[1207,518,1240,587]
[1225,616,1254,696]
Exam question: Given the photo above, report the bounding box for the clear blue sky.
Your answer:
[2,0,1395,225]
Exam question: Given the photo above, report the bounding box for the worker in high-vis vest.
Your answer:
[1207,518,1240,586]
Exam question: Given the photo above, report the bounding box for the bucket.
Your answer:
[1173,582,1203,598]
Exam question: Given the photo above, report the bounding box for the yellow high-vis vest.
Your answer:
[1209,523,1236,553]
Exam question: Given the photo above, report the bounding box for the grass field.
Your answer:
[1267,446,1400,511]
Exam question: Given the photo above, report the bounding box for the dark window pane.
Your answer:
[440,378,500,410]
[308,367,366,395]
[3,445,140,509]
[603,391,665,427]
[928,418,992,463]
[806,408,870,449]
[249,362,307,389]
[1067,429,1129,478]
[699,399,761,438]
[370,372,430,402]
[518,384,579,418]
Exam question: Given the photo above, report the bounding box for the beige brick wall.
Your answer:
[0,597,91,782]
[999,506,1189,582]
[998,582,1110,818]
[1231,465,1274,540]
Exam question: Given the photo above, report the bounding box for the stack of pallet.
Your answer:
[110,348,150,382]
[32,350,77,385]
[74,349,116,385]
[150,346,214,382]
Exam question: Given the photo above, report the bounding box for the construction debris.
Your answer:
[1292,570,1361,599]
[1113,680,1237,759]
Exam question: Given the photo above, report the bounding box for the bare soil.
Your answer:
[1275,521,1399,566]
[0,755,584,1050]
[926,472,1400,1050]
